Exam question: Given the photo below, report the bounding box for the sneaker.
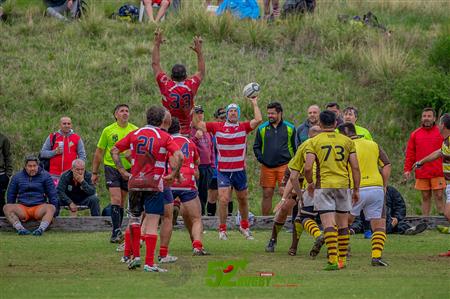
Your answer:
[265,239,276,252]
[438,250,450,257]
[144,264,168,273]
[239,227,254,240]
[309,235,324,259]
[121,256,131,264]
[110,230,124,243]
[219,231,228,240]
[116,242,125,252]
[371,258,389,266]
[436,225,450,234]
[128,258,141,270]
[404,222,428,235]
[364,230,372,239]
[158,255,178,263]
[32,228,44,236]
[17,229,31,235]
[193,248,211,256]
[323,262,340,271]
[172,205,180,226]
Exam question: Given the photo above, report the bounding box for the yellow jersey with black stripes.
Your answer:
[352,138,390,188]
[305,131,356,189]
[288,138,316,188]
[442,137,450,183]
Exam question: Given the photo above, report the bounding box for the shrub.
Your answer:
[429,34,450,73]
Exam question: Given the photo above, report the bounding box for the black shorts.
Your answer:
[104,165,128,191]
[208,178,218,190]
[297,205,318,222]
[128,190,163,217]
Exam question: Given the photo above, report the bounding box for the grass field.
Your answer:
[1,0,449,215]
[0,229,449,298]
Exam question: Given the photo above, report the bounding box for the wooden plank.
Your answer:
[0,216,448,232]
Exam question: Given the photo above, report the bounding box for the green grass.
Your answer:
[1,0,449,215]
[0,230,449,298]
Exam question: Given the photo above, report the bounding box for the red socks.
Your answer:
[131,224,141,258]
[240,219,249,229]
[145,234,158,266]
[124,228,132,257]
[192,240,203,250]
[219,224,227,232]
[159,246,168,258]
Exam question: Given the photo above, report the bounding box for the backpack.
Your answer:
[112,4,140,22]
[39,133,57,172]
[282,0,315,17]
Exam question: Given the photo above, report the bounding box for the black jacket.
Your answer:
[57,170,96,205]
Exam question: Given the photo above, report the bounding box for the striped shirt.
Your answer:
[114,126,179,191]
[169,135,199,191]
[442,137,450,182]
[206,121,254,172]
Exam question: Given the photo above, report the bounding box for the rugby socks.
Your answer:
[207,202,217,216]
[240,219,249,230]
[13,221,25,231]
[338,227,350,265]
[228,201,233,216]
[124,228,132,257]
[159,246,168,258]
[38,221,50,231]
[270,221,285,241]
[131,224,141,258]
[111,205,121,235]
[324,227,338,264]
[144,234,158,266]
[371,230,387,259]
[303,219,321,239]
[119,207,124,227]
[219,224,227,232]
[192,240,203,250]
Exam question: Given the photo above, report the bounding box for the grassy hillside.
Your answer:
[1,0,449,214]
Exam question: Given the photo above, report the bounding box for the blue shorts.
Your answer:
[217,170,247,191]
[129,191,164,216]
[161,187,174,205]
[172,190,198,203]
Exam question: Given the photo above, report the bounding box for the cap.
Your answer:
[214,107,226,118]
[194,105,204,113]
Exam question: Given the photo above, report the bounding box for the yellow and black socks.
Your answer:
[338,227,350,265]
[303,219,321,239]
[371,230,386,259]
[324,227,338,264]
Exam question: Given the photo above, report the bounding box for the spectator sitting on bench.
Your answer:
[3,155,57,236]
[350,185,428,235]
[143,0,170,23]
[57,159,100,216]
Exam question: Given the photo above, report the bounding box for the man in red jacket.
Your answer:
[404,108,445,215]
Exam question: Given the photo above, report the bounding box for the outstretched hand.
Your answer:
[190,36,203,54]
[154,28,165,45]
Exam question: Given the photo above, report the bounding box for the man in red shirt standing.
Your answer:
[152,28,205,135]
[193,98,262,241]
[111,106,183,273]
[404,108,445,215]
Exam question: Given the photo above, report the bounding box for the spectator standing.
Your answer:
[57,159,100,216]
[295,104,320,148]
[404,108,445,215]
[253,102,296,215]
[92,104,138,243]
[342,106,373,140]
[325,102,344,126]
[40,116,86,185]
[3,155,58,236]
[191,105,215,215]
[0,132,12,216]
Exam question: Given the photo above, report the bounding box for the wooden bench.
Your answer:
[0,216,448,232]
[60,205,89,217]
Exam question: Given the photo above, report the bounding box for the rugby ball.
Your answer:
[243,82,261,98]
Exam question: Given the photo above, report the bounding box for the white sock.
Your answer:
[38,221,50,231]
[13,221,25,231]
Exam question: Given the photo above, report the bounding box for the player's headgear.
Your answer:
[226,103,241,122]
[171,64,187,82]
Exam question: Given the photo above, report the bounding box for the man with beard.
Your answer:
[404,108,445,216]
[253,102,296,216]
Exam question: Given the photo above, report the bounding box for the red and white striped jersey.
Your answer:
[115,126,180,191]
[206,121,253,172]
[169,135,200,191]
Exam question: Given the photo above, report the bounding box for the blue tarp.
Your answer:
[216,0,260,20]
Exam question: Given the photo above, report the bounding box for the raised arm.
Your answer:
[151,28,164,76]
[190,36,205,80]
[249,97,263,130]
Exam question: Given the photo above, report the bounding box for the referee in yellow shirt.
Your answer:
[304,110,360,270]
[338,122,391,267]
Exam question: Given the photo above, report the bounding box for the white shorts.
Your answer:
[446,184,450,203]
[314,188,351,212]
[302,191,314,207]
[351,186,385,220]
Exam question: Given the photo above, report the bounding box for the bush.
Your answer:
[394,67,450,117]
[429,34,450,73]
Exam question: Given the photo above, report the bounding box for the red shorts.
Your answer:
[152,0,171,5]
[18,204,46,222]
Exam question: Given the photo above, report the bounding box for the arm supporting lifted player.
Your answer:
[151,28,205,80]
